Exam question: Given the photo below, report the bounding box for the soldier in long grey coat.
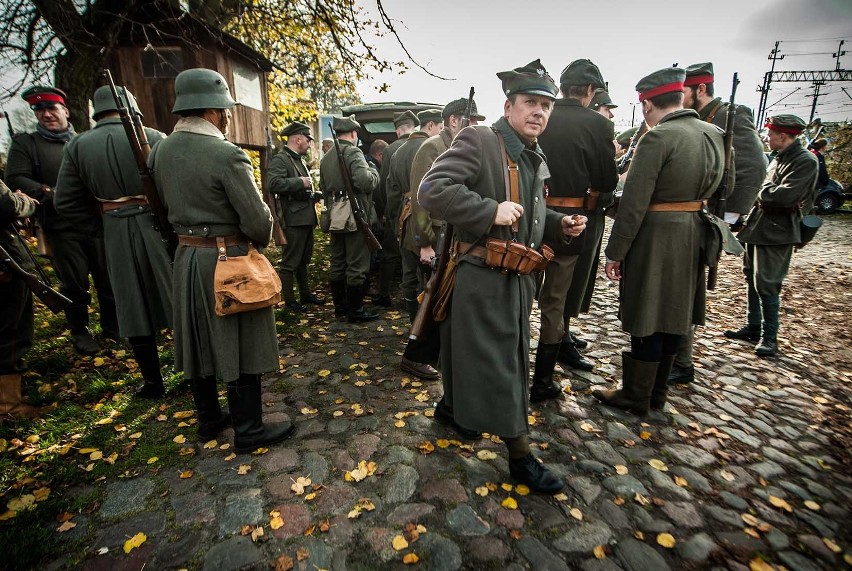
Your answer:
[419,60,586,494]
[149,68,294,452]
[593,67,724,416]
[725,114,817,357]
[54,85,173,399]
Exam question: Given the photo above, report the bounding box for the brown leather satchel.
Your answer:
[213,237,282,316]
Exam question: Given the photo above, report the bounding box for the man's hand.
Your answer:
[494,201,523,226]
[15,190,39,206]
[301,176,312,189]
[419,245,436,265]
[561,214,587,237]
[605,260,622,281]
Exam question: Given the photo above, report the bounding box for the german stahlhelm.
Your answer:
[172,68,236,113]
[92,85,141,118]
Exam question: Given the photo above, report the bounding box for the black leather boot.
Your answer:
[433,399,480,440]
[190,377,231,441]
[530,342,562,403]
[592,352,658,416]
[508,453,564,494]
[667,364,695,386]
[651,354,675,410]
[281,271,306,313]
[330,280,348,317]
[568,332,588,350]
[724,324,760,342]
[755,294,780,357]
[296,266,324,305]
[128,336,165,398]
[66,305,99,355]
[227,375,296,454]
[347,285,379,323]
[404,298,420,323]
[556,338,594,371]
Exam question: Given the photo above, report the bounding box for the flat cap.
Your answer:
[559,59,606,89]
[442,98,486,121]
[590,89,617,110]
[636,67,686,102]
[333,115,361,133]
[22,85,67,109]
[281,121,312,139]
[497,59,558,100]
[393,110,418,128]
[765,114,807,135]
[684,62,714,87]
[416,108,443,125]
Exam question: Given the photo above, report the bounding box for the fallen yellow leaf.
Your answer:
[804,500,820,511]
[172,410,193,419]
[639,431,651,440]
[648,459,668,472]
[270,512,284,530]
[593,545,606,559]
[476,450,497,461]
[674,476,688,487]
[33,487,50,502]
[768,496,792,513]
[224,453,237,461]
[57,520,77,533]
[742,513,760,526]
[392,534,409,550]
[123,532,147,554]
[515,485,530,496]
[615,465,629,475]
[822,537,841,553]
[570,508,583,521]
[502,497,518,510]
[237,464,251,475]
[129,432,142,439]
[301,407,318,415]
[657,533,676,548]
[748,557,776,571]
[203,440,218,449]
[318,370,331,377]
[475,486,488,497]
[179,470,193,479]
[173,435,186,444]
[147,457,158,464]
[402,553,419,564]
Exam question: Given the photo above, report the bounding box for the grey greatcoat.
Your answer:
[54,118,172,338]
[148,117,278,382]
[605,109,724,338]
[419,118,567,437]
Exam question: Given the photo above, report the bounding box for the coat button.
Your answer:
[534,197,539,202]
[530,242,535,248]
[188,229,194,235]
[534,219,538,225]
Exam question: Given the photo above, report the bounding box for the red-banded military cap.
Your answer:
[21,85,67,109]
[636,68,686,102]
[684,62,715,87]
[764,114,807,135]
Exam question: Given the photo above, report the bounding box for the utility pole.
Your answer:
[808,81,826,125]
[756,41,784,128]
[834,40,846,71]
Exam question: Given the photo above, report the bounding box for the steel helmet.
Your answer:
[172,68,236,113]
[92,85,141,118]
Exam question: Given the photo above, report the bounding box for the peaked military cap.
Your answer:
[684,62,715,87]
[416,108,443,125]
[22,86,67,109]
[616,126,638,147]
[590,89,617,110]
[764,114,807,135]
[497,59,558,100]
[636,67,686,102]
[333,115,361,133]
[281,121,312,139]
[442,97,486,121]
[393,110,418,128]
[559,59,606,89]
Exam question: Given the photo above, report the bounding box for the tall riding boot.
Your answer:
[330,280,348,317]
[650,354,675,411]
[530,342,562,403]
[66,304,99,355]
[281,271,306,313]
[756,294,780,357]
[297,266,324,305]
[592,352,658,416]
[190,377,231,441]
[0,374,42,418]
[347,285,379,323]
[97,293,120,340]
[404,298,420,323]
[128,336,165,398]
[725,284,762,342]
[556,335,594,371]
[226,374,296,454]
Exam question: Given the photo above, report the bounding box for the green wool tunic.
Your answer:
[148,118,278,382]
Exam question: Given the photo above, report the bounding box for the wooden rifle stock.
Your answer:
[102,69,178,259]
[0,243,71,313]
[327,122,382,252]
[707,73,739,291]
[263,125,287,246]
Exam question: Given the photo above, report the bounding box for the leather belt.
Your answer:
[646,200,706,212]
[546,196,585,208]
[100,197,148,213]
[177,234,248,248]
[458,242,487,260]
[758,203,799,214]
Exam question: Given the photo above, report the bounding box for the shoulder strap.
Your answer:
[705,101,724,125]
[494,129,519,234]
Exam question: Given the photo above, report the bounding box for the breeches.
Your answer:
[538,253,579,344]
[329,232,371,286]
[743,243,793,297]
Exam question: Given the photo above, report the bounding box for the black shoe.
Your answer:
[301,293,325,305]
[755,337,777,357]
[190,378,232,441]
[433,400,481,441]
[285,300,308,313]
[569,333,588,350]
[508,453,564,494]
[374,295,392,307]
[557,342,594,371]
[71,332,100,355]
[666,364,694,386]
[137,381,166,399]
[724,324,760,342]
[530,382,562,403]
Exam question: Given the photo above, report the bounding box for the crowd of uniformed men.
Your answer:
[0,57,819,493]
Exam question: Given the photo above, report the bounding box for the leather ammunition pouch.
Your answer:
[397,191,413,242]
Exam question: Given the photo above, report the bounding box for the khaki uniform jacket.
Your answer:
[319,139,379,226]
[419,118,567,437]
[738,142,818,246]
[387,132,429,248]
[406,129,452,253]
[699,99,767,214]
[605,109,724,337]
[268,146,317,227]
[148,118,277,382]
[54,118,172,338]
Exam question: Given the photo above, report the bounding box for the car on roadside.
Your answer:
[814,179,849,214]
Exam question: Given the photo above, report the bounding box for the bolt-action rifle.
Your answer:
[707,73,739,291]
[0,238,71,314]
[409,87,475,343]
[327,122,382,252]
[102,69,178,259]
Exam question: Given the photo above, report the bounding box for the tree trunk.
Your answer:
[54,49,106,132]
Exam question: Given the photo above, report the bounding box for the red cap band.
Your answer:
[683,74,714,87]
[638,81,684,102]
[25,93,65,106]
[764,121,803,135]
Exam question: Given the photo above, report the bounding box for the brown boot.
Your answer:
[650,355,675,411]
[0,374,42,419]
[592,352,658,416]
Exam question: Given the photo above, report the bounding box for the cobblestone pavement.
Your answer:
[49,216,851,571]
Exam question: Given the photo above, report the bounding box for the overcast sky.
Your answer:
[356,0,852,132]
